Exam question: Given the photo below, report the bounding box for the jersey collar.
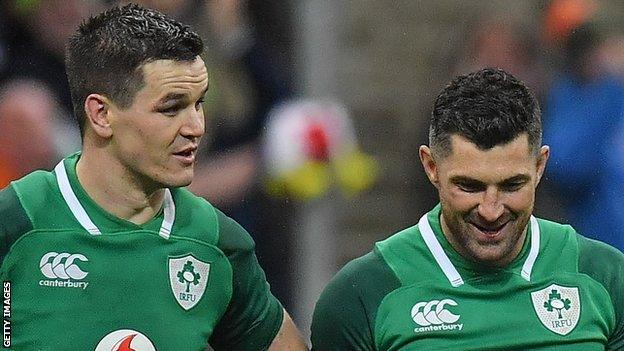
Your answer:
[418,206,540,287]
[54,157,175,239]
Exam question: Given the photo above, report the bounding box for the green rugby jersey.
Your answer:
[311,205,624,350]
[0,154,283,350]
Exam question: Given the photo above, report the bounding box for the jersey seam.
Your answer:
[574,232,618,335]
[208,201,219,245]
[374,244,406,287]
[11,182,36,228]
[372,248,404,349]
[357,290,377,351]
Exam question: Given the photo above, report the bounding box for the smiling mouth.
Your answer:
[470,222,508,237]
[174,149,194,157]
[172,148,197,164]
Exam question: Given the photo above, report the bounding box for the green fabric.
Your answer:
[311,206,624,350]
[209,209,284,350]
[578,235,624,351]
[0,185,33,261]
[0,154,283,350]
[311,251,401,351]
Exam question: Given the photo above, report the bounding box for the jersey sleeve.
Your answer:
[311,250,401,351]
[209,209,283,351]
[577,235,624,350]
[0,185,33,263]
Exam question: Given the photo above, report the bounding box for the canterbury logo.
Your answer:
[39,252,89,280]
[411,299,460,326]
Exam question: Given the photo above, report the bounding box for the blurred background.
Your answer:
[2,0,624,340]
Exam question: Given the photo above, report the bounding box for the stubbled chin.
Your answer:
[159,168,194,188]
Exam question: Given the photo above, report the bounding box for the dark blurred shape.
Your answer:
[454,17,546,100]
[0,0,101,188]
[542,0,597,46]
[564,23,602,80]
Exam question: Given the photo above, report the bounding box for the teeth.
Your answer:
[474,224,503,233]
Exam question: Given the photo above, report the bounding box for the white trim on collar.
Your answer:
[159,189,175,239]
[418,213,540,287]
[521,216,540,281]
[418,214,464,287]
[54,159,175,239]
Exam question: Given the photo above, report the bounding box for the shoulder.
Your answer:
[537,217,624,269]
[10,170,57,212]
[536,217,621,271]
[8,169,61,228]
[170,187,217,219]
[11,169,57,193]
[169,188,220,245]
[536,217,579,254]
[0,173,47,260]
[577,233,624,279]
[311,250,401,350]
[0,183,32,230]
[171,188,254,252]
[375,224,432,285]
[213,207,255,255]
[575,233,624,347]
[1,169,56,220]
[537,217,624,291]
[322,249,401,305]
[537,217,577,241]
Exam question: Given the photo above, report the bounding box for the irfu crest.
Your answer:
[169,255,210,310]
[530,284,580,335]
[177,260,201,293]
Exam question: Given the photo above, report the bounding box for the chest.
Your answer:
[374,273,614,351]
[1,229,232,350]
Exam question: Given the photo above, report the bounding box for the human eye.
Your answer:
[455,181,485,193]
[157,103,183,116]
[500,181,526,192]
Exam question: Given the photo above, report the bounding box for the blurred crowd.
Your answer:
[2,0,624,316]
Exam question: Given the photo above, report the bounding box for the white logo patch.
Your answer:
[95,329,156,351]
[38,252,89,290]
[531,284,580,336]
[411,299,463,333]
[169,255,210,310]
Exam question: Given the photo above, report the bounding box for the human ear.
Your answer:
[419,145,440,188]
[535,145,550,186]
[84,94,113,138]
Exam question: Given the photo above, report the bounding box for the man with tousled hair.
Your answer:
[311,68,624,350]
[0,4,307,350]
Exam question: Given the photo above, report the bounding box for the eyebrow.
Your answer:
[159,87,208,104]
[449,174,531,186]
[159,93,187,104]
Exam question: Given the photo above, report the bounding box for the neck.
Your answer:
[76,149,165,225]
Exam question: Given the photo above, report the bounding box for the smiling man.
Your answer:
[311,68,624,350]
[0,4,307,350]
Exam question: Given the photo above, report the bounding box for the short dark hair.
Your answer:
[429,68,542,158]
[66,3,204,135]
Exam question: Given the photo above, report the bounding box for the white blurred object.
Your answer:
[263,99,377,200]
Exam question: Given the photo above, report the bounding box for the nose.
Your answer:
[180,108,205,139]
[477,188,504,222]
